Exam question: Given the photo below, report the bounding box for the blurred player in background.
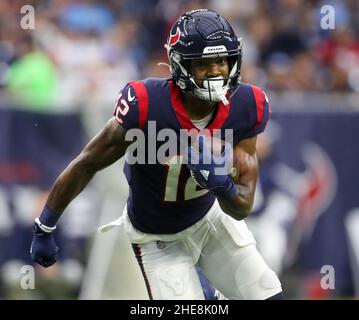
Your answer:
[30,9,283,299]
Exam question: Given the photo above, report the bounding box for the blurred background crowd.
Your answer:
[1,0,359,112]
[0,0,359,300]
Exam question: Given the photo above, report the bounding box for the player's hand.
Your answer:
[30,222,59,268]
[185,135,236,198]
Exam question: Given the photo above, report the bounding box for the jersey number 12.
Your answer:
[163,155,208,202]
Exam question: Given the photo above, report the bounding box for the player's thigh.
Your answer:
[199,215,282,300]
[132,240,205,300]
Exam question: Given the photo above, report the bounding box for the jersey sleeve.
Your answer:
[112,81,149,130]
[242,85,271,139]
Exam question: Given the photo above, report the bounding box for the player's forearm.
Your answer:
[217,184,253,220]
[46,157,97,214]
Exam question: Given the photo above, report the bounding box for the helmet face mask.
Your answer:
[165,9,243,105]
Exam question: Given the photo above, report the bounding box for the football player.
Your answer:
[30,9,284,300]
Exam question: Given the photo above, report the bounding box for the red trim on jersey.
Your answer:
[170,81,196,130]
[132,244,153,300]
[169,81,231,133]
[251,85,265,129]
[207,99,230,131]
[130,81,149,130]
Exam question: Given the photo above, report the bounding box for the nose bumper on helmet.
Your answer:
[193,77,229,105]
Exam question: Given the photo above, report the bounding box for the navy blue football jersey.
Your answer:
[113,78,270,234]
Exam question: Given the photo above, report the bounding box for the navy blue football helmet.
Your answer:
[165,9,243,104]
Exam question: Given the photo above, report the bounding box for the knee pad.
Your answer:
[234,252,282,300]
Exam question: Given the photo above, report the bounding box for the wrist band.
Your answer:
[35,217,57,233]
[37,205,61,230]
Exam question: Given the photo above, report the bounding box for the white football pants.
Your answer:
[124,200,282,300]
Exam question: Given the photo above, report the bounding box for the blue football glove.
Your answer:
[30,206,61,268]
[185,135,236,199]
[30,223,59,267]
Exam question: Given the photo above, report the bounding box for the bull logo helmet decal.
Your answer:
[168,27,180,47]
